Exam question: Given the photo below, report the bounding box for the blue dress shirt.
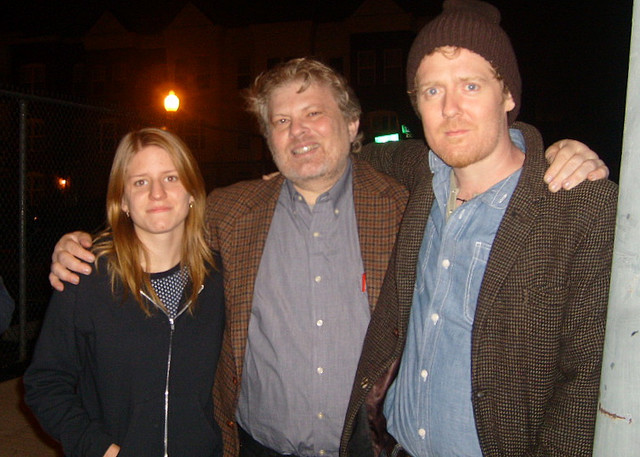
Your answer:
[237,160,370,457]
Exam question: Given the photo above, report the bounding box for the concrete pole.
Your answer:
[593,2,640,454]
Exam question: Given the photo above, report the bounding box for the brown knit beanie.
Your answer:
[407,0,521,124]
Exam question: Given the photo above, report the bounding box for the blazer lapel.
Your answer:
[475,189,539,328]
[226,177,284,378]
[395,161,434,328]
[352,158,405,313]
[473,124,546,328]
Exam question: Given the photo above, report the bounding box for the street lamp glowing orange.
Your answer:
[164,90,180,112]
[56,177,69,191]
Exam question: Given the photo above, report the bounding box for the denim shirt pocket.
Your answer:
[464,241,492,323]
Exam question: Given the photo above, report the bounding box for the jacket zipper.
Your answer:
[141,285,204,457]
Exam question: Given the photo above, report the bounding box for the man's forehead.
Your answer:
[268,80,336,109]
[274,78,329,96]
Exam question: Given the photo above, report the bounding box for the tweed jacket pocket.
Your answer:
[515,285,569,346]
[522,283,568,309]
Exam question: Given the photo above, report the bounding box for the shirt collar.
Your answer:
[430,128,525,210]
[282,157,353,213]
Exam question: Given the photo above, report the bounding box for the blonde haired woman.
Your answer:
[25,128,224,457]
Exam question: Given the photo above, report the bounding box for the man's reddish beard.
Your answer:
[426,123,500,169]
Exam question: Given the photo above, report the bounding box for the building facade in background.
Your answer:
[0,0,426,190]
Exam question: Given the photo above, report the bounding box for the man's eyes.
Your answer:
[419,87,439,98]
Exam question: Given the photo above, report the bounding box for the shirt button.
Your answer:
[334,209,340,215]
[319,451,326,456]
[317,367,324,374]
[430,313,439,324]
[313,231,320,238]
[315,275,322,283]
[421,369,428,380]
[316,319,324,327]
[442,259,450,269]
[418,428,426,438]
[317,412,324,419]
[297,195,303,201]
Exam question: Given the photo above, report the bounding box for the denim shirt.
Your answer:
[383,130,525,457]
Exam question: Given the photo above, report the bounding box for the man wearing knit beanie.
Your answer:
[406,0,521,124]
[342,1,617,456]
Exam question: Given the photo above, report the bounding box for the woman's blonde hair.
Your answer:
[93,127,213,315]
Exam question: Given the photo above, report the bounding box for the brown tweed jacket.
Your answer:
[205,156,408,457]
[341,123,618,457]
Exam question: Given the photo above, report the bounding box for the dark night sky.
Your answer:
[494,0,632,179]
[3,0,633,178]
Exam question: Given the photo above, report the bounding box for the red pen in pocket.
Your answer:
[362,273,367,293]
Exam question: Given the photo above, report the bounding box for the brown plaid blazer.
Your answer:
[341,123,618,457]
[205,157,408,457]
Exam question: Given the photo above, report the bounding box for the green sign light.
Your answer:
[374,133,400,143]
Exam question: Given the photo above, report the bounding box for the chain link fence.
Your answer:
[0,90,169,381]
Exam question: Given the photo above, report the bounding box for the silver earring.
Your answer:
[189,202,193,209]
[125,211,130,218]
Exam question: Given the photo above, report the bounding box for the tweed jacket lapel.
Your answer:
[352,156,408,312]
[208,176,286,457]
[222,176,284,379]
[473,122,546,328]
[393,158,434,331]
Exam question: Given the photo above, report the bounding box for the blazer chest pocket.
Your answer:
[523,284,568,309]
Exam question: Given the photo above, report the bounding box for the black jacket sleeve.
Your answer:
[23,283,115,457]
[359,140,430,192]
